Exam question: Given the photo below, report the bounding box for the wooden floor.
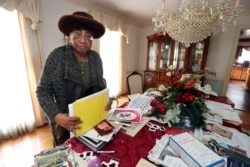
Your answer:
[0,125,53,167]
[0,91,249,167]
[226,80,250,133]
[0,95,129,167]
[226,80,250,112]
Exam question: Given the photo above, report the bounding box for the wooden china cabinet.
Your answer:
[144,33,210,90]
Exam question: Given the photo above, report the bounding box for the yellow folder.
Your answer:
[69,88,109,137]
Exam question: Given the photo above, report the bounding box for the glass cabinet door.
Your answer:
[173,42,186,70]
[148,40,158,70]
[160,38,172,70]
[146,33,209,73]
[188,41,204,73]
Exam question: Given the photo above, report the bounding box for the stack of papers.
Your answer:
[148,135,188,166]
[205,100,242,125]
[126,94,153,114]
[77,121,121,152]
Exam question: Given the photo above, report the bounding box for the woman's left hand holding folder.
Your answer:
[54,113,83,131]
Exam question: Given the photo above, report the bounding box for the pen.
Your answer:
[96,150,115,153]
[98,153,120,161]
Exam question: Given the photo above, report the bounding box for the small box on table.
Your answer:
[169,132,225,167]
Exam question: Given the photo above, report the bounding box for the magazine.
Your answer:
[108,108,142,123]
[34,145,76,167]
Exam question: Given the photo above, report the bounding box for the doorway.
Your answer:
[226,29,250,112]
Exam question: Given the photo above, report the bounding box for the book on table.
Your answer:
[77,120,121,152]
[169,132,225,167]
[68,88,121,151]
[77,135,108,152]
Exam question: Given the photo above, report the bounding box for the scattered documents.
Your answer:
[126,94,153,114]
[205,100,242,125]
[148,135,188,167]
[135,158,156,167]
[122,116,150,137]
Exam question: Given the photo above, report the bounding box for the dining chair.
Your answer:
[126,71,144,95]
[103,78,107,88]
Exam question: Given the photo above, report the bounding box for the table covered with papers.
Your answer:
[64,95,250,167]
[65,120,166,167]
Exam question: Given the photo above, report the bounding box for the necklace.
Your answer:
[78,61,85,75]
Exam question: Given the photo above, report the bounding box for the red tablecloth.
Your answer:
[65,120,165,167]
[65,96,242,166]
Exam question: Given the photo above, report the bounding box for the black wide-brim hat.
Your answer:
[58,11,105,38]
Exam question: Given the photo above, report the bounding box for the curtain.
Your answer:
[18,13,46,127]
[89,9,127,96]
[89,9,129,43]
[0,0,46,139]
[0,0,41,30]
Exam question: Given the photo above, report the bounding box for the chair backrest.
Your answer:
[126,71,143,95]
[103,78,107,88]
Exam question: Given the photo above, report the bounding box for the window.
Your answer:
[0,8,34,138]
[237,48,250,64]
[100,30,122,97]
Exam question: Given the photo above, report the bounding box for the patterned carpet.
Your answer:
[226,80,250,112]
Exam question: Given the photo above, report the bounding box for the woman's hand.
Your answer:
[105,99,113,111]
[105,98,119,111]
[54,113,82,131]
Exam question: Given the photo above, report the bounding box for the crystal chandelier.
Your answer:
[152,0,243,47]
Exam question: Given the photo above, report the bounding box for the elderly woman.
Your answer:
[36,11,109,146]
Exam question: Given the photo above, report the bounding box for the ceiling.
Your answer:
[70,0,250,25]
[70,0,250,45]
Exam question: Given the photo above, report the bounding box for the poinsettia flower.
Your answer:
[184,79,194,90]
[194,90,203,97]
[157,103,166,114]
[150,99,157,107]
[175,94,183,103]
[183,93,195,102]
[169,78,179,87]
[148,66,215,129]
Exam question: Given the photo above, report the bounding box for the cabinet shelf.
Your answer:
[144,33,210,90]
[230,65,249,81]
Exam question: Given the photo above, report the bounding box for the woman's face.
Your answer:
[69,29,93,54]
